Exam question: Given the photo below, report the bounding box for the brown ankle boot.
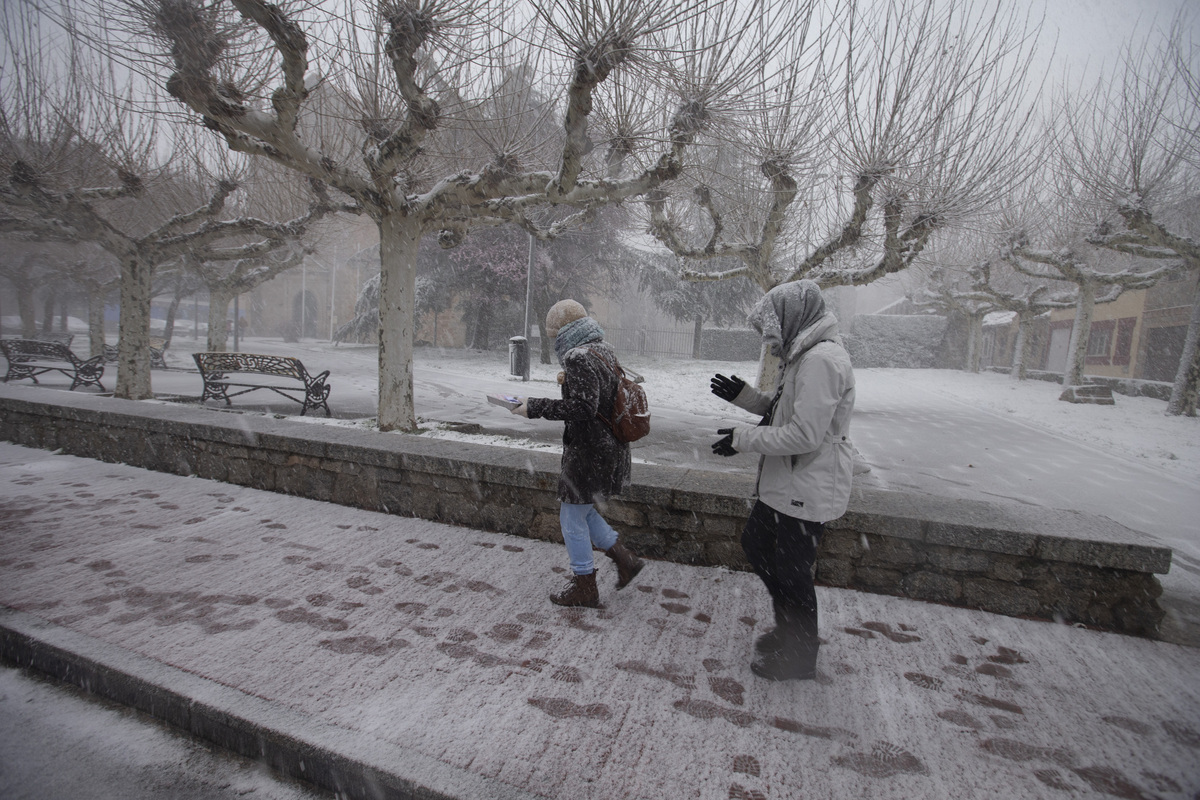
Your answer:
[605,542,645,589]
[550,571,600,608]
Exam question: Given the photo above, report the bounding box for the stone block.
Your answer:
[377,481,414,516]
[863,537,926,568]
[926,548,992,573]
[275,465,334,502]
[989,560,1024,583]
[407,470,473,497]
[962,579,1040,617]
[901,571,962,603]
[819,530,866,559]
[704,539,746,569]
[926,522,1036,558]
[477,501,536,536]
[847,511,924,542]
[596,501,647,528]
[528,512,562,543]
[226,458,273,491]
[852,567,904,593]
[195,451,231,483]
[409,490,442,522]
[816,558,853,587]
[1059,384,1115,404]
[625,529,667,558]
[1036,536,1171,574]
[663,536,705,565]
[648,507,700,534]
[700,515,742,540]
[332,468,382,511]
[1113,596,1165,638]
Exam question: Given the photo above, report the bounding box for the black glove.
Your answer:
[712,428,737,457]
[710,373,746,402]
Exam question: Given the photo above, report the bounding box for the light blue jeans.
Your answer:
[560,503,619,575]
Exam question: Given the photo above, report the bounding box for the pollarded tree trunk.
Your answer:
[115,256,155,400]
[1010,311,1034,381]
[15,280,37,338]
[377,213,421,432]
[1167,276,1200,416]
[1063,282,1096,389]
[532,292,553,365]
[471,302,493,350]
[41,289,56,335]
[87,287,107,360]
[964,312,986,373]
[206,288,235,352]
[692,316,703,359]
[162,291,184,350]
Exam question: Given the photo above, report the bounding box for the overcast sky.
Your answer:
[1033,0,1196,80]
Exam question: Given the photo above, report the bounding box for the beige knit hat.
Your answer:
[544,299,587,337]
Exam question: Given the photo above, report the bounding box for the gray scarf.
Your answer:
[554,317,605,365]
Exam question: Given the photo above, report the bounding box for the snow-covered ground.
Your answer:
[3,335,1200,797]
[1,443,1198,800]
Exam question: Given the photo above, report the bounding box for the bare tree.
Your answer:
[909,265,998,374]
[1,149,332,398]
[970,257,1075,381]
[1061,18,1200,414]
[121,0,794,430]
[60,254,121,358]
[646,0,1041,369]
[0,3,331,398]
[0,251,51,338]
[1008,238,1171,396]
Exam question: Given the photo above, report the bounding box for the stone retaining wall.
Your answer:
[0,386,1172,638]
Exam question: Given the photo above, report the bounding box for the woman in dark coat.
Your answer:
[512,299,644,607]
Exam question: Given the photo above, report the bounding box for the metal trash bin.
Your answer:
[509,336,530,381]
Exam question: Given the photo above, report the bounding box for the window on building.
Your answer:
[1112,318,1136,366]
[1086,319,1115,365]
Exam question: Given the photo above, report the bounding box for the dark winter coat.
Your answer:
[526,340,632,504]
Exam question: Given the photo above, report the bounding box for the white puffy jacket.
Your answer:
[730,312,856,522]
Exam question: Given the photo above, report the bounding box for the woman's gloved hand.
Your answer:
[712,428,737,457]
[710,374,745,402]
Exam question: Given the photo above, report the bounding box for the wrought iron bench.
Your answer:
[192,352,331,416]
[1,338,106,390]
[104,338,167,370]
[33,332,74,347]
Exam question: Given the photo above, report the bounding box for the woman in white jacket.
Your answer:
[711,280,855,681]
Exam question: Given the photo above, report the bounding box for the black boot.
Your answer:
[750,646,817,681]
[550,571,600,608]
[754,627,786,655]
[604,541,645,589]
[750,606,818,681]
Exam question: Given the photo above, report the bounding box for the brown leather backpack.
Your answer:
[589,350,650,443]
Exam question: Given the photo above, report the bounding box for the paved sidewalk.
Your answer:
[1,442,1198,799]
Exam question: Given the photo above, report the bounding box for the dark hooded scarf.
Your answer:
[747,279,828,362]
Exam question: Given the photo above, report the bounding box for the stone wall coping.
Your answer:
[0,384,1173,576]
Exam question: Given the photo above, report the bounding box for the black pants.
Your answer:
[741,500,823,658]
